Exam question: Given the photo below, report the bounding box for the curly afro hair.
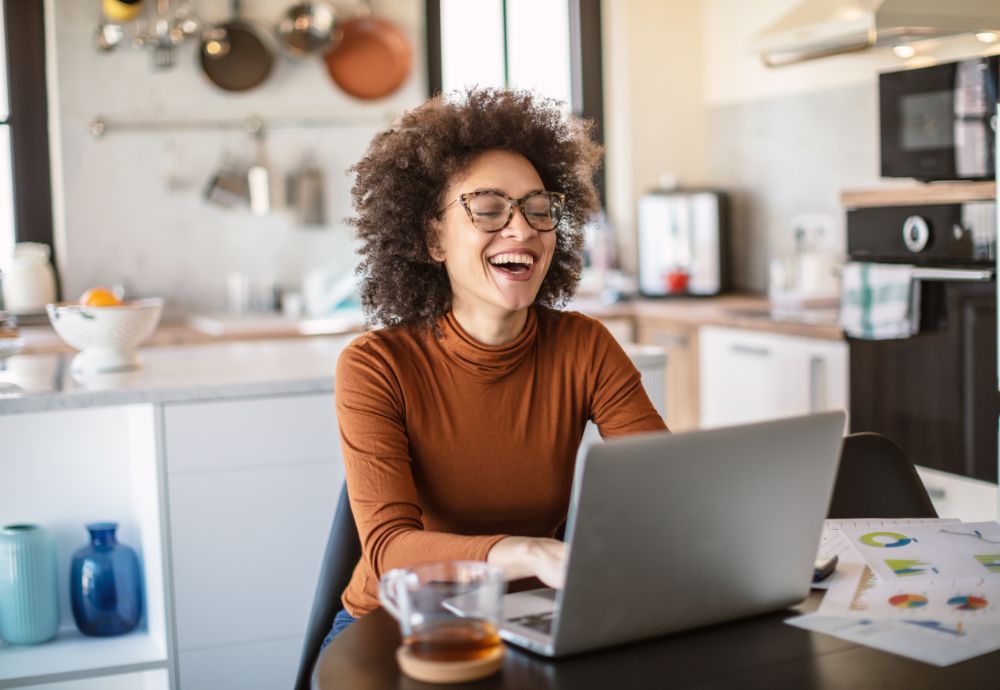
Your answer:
[348,87,603,331]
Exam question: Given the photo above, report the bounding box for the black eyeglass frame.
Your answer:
[438,190,567,233]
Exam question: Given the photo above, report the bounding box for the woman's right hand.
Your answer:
[487,536,569,589]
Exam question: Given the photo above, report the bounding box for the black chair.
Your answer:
[294,482,361,690]
[828,432,937,519]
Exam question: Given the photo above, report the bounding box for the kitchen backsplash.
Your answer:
[707,83,881,293]
[48,0,426,315]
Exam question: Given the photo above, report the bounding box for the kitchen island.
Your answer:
[0,336,666,690]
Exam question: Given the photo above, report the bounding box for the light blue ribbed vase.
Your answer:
[0,524,60,645]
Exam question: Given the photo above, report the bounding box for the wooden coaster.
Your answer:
[396,644,504,684]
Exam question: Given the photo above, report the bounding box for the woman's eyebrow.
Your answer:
[469,187,545,196]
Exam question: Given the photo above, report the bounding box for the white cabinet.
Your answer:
[0,406,171,690]
[699,326,848,429]
[162,393,342,690]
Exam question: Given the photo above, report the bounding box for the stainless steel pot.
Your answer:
[277,1,340,58]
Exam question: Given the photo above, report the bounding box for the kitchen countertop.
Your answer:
[571,294,844,341]
[13,294,842,359]
[0,336,667,415]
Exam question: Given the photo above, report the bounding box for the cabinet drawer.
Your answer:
[164,394,339,474]
[178,637,301,690]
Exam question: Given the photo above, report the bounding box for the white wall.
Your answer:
[603,0,1000,287]
[46,0,426,316]
[703,0,1000,107]
[602,0,709,275]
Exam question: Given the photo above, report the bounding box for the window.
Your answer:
[427,0,605,200]
[2,0,55,265]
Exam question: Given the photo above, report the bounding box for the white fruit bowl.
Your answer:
[46,298,164,374]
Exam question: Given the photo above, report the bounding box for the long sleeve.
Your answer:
[585,319,669,438]
[335,340,506,583]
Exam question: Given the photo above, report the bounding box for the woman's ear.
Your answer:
[426,221,445,263]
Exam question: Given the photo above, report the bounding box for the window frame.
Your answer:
[3,0,55,252]
[425,0,606,203]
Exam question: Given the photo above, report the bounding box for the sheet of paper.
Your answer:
[843,521,1000,581]
[812,518,959,591]
[786,613,1000,667]
[820,563,1000,626]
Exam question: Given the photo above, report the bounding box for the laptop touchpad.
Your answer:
[503,588,558,619]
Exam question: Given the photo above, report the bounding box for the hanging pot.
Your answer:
[276,1,340,59]
[322,3,411,100]
[199,0,275,93]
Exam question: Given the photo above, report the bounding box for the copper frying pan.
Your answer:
[323,10,411,100]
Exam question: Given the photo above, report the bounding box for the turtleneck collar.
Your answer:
[436,307,539,382]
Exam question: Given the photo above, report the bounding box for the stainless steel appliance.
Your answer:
[880,56,999,181]
[636,190,728,297]
[846,200,998,482]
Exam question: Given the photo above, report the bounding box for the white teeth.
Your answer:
[488,253,535,266]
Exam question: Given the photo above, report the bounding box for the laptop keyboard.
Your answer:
[508,611,554,635]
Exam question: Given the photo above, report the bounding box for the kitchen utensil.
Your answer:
[171,0,200,37]
[246,122,270,217]
[277,1,340,58]
[199,0,275,93]
[101,0,143,23]
[2,243,57,314]
[149,0,183,69]
[94,19,125,51]
[322,2,411,100]
[286,157,326,226]
[204,153,248,208]
[46,298,164,374]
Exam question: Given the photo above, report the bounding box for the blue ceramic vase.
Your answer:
[0,524,60,645]
[70,522,143,637]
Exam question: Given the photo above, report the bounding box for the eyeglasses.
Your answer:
[438,190,566,233]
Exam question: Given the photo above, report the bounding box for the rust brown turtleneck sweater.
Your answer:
[335,306,667,616]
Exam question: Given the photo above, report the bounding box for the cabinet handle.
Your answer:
[926,487,947,500]
[809,356,826,412]
[730,344,770,357]
[650,333,689,348]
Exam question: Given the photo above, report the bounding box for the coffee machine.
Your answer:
[637,189,728,297]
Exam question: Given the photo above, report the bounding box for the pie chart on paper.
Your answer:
[948,595,989,611]
[888,594,928,609]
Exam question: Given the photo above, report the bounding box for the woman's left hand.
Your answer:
[487,536,569,589]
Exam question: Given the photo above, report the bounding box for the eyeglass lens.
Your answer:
[467,192,562,232]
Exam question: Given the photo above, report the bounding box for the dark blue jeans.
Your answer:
[321,609,358,649]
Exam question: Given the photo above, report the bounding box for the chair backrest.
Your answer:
[828,432,937,519]
[294,482,361,690]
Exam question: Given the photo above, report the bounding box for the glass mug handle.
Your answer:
[378,569,417,635]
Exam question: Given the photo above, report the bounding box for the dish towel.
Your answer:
[839,262,920,340]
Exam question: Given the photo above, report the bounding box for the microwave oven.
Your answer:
[879,56,999,181]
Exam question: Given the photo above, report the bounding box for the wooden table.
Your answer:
[314,592,1000,689]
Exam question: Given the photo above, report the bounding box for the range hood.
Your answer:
[752,0,1000,67]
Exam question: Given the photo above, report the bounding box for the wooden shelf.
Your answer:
[841,181,996,208]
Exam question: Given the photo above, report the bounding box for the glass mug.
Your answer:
[379,561,506,680]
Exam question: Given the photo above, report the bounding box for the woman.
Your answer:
[326,88,667,642]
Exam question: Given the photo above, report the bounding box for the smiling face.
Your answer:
[430,149,557,325]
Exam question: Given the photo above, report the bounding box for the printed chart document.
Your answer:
[813,518,959,591]
[790,518,1000,666]
[843,521,1000,581]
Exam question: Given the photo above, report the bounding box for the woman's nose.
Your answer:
[500,207,538,240]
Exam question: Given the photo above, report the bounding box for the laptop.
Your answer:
[498,411,846,657]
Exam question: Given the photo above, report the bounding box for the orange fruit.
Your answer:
[79,286,123,307]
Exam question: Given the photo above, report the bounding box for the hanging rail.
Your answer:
[88,113,398,138]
